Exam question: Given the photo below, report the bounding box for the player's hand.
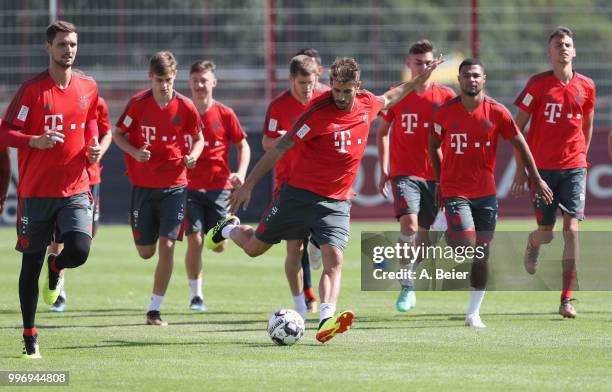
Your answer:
[511,170,528,196]
[532,177,554,205]
[133,144,151,162]
[87,137,101,164]
[414,54,444,87]
[434,182,443,209]
[230,184,252,214]
[229,172,245,188]
[378,172,390,199]
[183,154,197,169]
[29,131,64,149]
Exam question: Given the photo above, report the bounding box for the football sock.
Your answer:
[148,294,164,312]
[466,289,486,316]
[561,271,576,301]
[189,278,203,300]
[221,224,236,239]
[400,261,420,288]
[19,251,45,329]
[59,286,66,299]
[23,327,38,337]
[292,293,307,318]
[319,303,336,326]
[304,287,316,302]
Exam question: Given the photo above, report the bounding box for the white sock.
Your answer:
[319,303,336,324]
[189,278,203,300]
[59,286,66,299]
[148,294,165,312]
[466,289,486,317]
[400,261,420,288]
[221,224,236,239]
[292,293,307,319]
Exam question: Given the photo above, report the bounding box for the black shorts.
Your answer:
[130,185,186,246]
[391,176,437,228]
[255,185,351,252]
[534,168,586,225]
[444,195,498,243]
[185,189,230,235]
[16,192,93,253]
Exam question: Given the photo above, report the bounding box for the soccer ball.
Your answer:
[267,309,305,346]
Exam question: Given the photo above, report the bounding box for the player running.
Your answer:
[511,26,596,318]
[0,21,101,358]
[430,58,553,328]
[184,59,250,312]
[376,39,455,312]
[113,51,204,326]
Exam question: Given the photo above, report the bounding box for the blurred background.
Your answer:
[1,0,610,225]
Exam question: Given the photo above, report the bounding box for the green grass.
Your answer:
[1,220,611,391]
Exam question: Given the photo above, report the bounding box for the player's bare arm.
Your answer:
[0,147,10,214]
[510,109,531,196]
[230,138,251,187]
[230,133,294,213]
[380,56,443,110]
[184,131,204,169]
[428,132,443,208]
[376,119,392,198]
[112,127,150,162]
[509,133,553,205]
[261,131,287,151]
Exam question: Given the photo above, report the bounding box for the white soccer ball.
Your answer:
[267,309,305,346]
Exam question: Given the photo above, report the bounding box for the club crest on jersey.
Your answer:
[482,119,493,129]
[79,96,88,110]
[575,93,584,104]
[172,115,182,126]
[212,121,222,131]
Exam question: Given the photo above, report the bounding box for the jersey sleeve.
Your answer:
[496,105,521,140]
[366,91,385,116]
[185,102,203,137]
[97,98,112,135]
[2,83,34,131]
[582,81,596,116]
[224,108,246,144]
[116,99,139,134]
[514,79,539,114]
[431,109,446,140]
[263,103,283,138]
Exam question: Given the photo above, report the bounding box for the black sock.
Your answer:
[19,251,46,329]
[301,238,312,290]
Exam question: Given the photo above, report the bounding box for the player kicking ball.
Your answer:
[205,56,441,343]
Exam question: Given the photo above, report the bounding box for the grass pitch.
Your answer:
[1,220,611,391]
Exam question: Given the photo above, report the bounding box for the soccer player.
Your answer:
[0,21,101,358]
[376,39,455,312]
[429,58,553,328]
[0,125,9,215]
[184,59,250,312]
[261,55,325,319]
[113,51,204,326]
[511,26,596,318]
[48,96,113,312]
[206,56,441,343]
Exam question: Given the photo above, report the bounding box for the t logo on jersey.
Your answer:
[401,113,418,134]
[44,114,64,132]
[141,126,157,144]
[544,103,562,124]
[334,130,352,153]
[450,133,467,154]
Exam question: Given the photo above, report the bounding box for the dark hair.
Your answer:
[295,47,322,67]
[330,57,360,84]
[459,58,484,73]
[409,39,434,55]
[289,55,318,77]
[150,51,177,75]
[548,26,573,43]
[46,20,77,43]
[190,59,216,75]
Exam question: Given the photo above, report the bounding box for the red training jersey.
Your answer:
[263,88,328,191]
[432,96,519,199]
[287,90,385,200]
[514,71,596,170]
[187,100,246,190]
[0,70,98,198]
[116,90,202,188]
[86,96,112,185]
[380,82,455,180]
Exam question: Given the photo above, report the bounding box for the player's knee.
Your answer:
[244,245,265,258]
[138,247,156,259]
[212,241,227,253]
[537,230,554,244]
[62,232,91,267]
